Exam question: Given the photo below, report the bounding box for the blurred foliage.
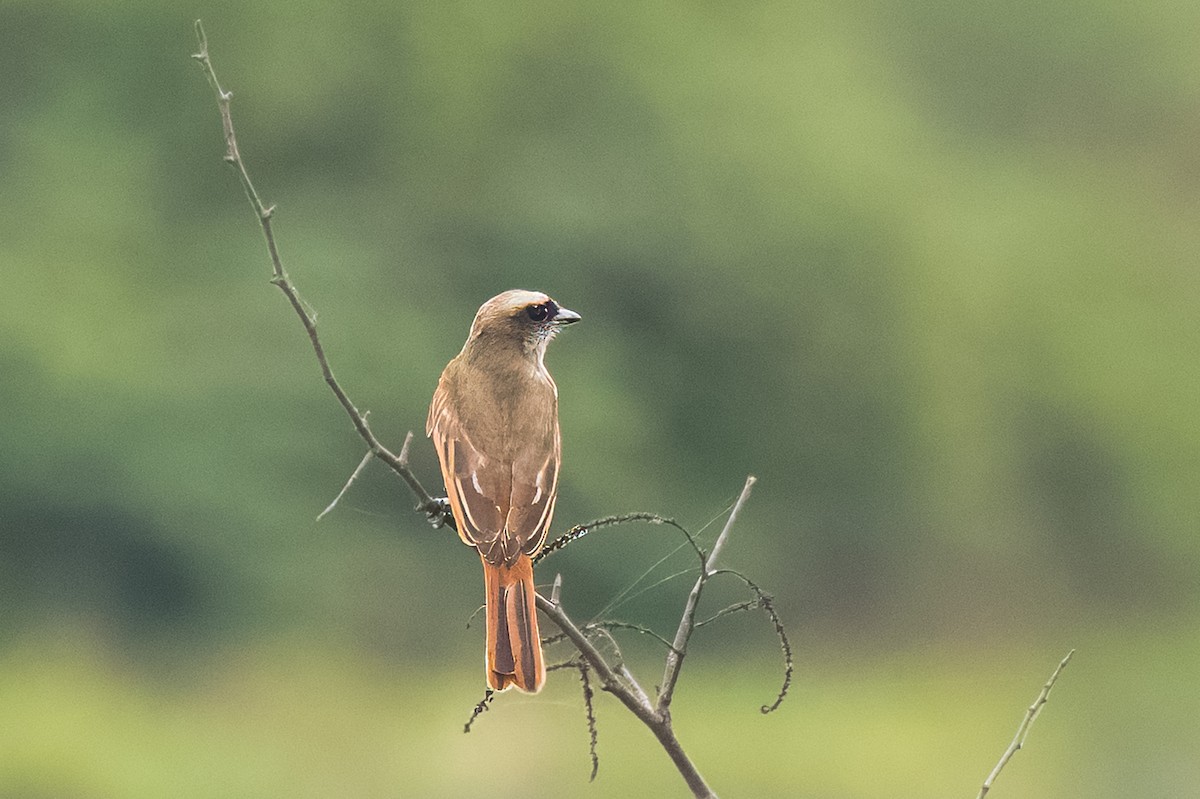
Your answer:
[2,0,1198,796]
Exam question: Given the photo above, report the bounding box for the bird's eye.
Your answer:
[526,303,550,322]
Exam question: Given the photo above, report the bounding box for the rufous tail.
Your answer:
[482,555,545,693]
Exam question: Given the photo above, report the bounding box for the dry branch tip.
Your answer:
[463,689,495,734]
[976,649,1075,799]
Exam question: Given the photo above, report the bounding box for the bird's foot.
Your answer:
[423,496,454,528]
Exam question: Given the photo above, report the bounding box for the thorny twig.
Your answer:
[707,568,793,714]
[535,512,700,564]
[546,660,601,781]
[191,20,452,529]
[463,689,494,734]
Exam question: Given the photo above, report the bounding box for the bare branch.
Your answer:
[191,20,451,527]
[536,586,716,798]
[705,475,755,574]
[976,650,1075,799]
[658,475,756,715]
[534,591,652,720]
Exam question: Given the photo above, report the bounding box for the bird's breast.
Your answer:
[454,359,557,456]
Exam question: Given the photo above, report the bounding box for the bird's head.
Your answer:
[467,289,581,355]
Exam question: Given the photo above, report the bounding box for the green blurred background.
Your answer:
[2,1,1198,796]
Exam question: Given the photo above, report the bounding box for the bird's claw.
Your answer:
[424,496,453,528]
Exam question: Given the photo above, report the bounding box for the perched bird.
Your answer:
[427,290,580,693]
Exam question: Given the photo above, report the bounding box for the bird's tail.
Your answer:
[482,555,545,693]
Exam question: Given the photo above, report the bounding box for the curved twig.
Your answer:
[708,568,793,714]
[536,512,702,564]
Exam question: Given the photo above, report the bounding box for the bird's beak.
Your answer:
[552,306,582,325]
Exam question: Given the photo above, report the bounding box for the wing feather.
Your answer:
[429,382,506,552]
[506,438,559,557]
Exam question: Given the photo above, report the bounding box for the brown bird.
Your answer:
[427,290,580,693]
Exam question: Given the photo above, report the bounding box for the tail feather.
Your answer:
[483,556,545,693]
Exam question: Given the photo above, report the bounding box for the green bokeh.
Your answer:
[2,2,1197,796]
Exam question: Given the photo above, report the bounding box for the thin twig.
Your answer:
[976,650,1075,799]
[587,626,655,710]
[658,475,756,715]
[191,20,450,527]
[542,620,675,654]
[576,661,601,781]
[707,568,793,714]
[694,600,758,628]
[704,476,754,574]
[591,620,677,652]
[317,448,375,521]
[464,603,486,630]
[463,689,495,733]
[535,512,701,565]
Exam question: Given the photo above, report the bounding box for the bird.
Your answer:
[427,290,580,693]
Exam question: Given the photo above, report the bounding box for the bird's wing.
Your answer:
[505,419,560,559]
[428,369,561,565]
[428,380,509,555]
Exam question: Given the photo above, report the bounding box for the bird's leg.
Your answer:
[422,496,455,529]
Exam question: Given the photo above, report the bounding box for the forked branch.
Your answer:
[659,476,755,715]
